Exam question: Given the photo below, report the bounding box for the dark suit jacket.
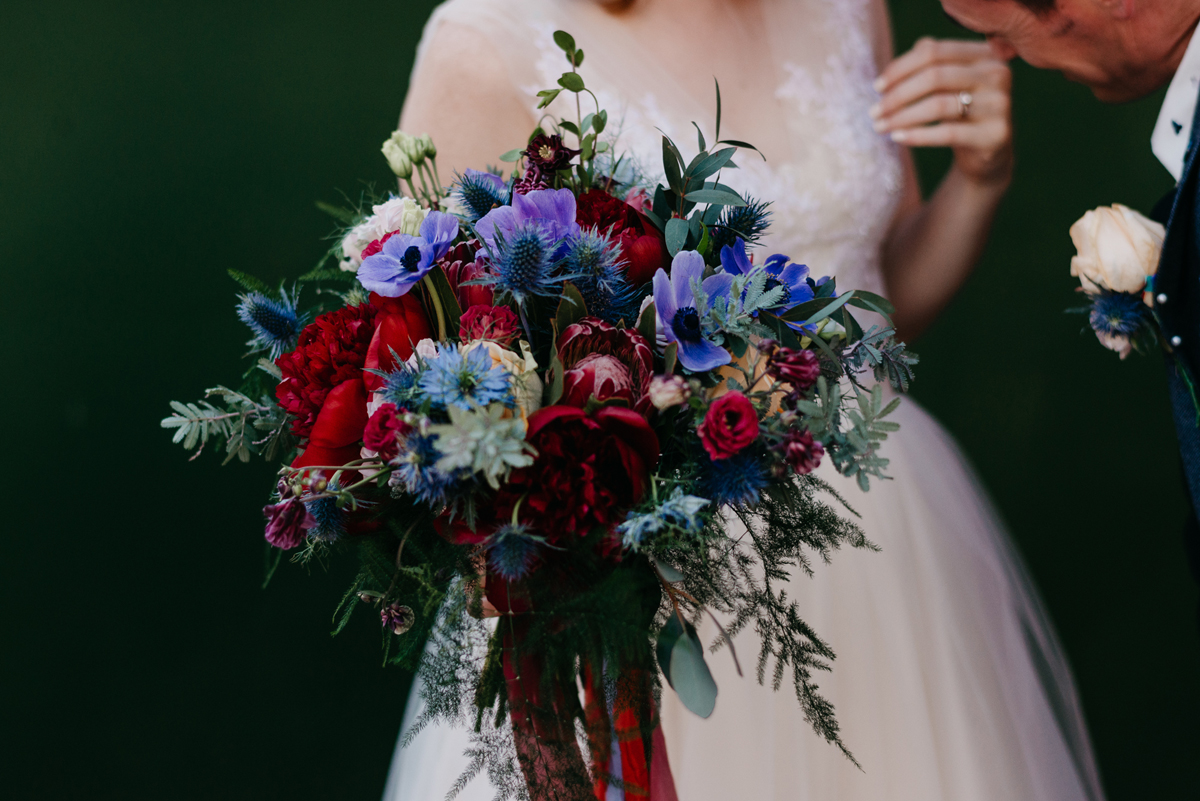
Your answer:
[1150,91,1200,617]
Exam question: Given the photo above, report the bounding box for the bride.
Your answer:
[383,0,1105,799]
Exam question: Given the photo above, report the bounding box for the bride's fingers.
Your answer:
[888,118,1009,151]
[872,60,1006,122]
[874,89,1004,133]
[875,37,997,93]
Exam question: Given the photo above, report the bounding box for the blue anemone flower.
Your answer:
[719,241,814,320]
[486,523,543,581]
[1089,291,1146,337]
[698,449,769,507]
[236,286,305,360]
[419,346,511,411]
[454,169,510,222]
[357,211,459,298]
[652,250,733,372]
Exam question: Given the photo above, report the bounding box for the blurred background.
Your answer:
[1,1,1197,798]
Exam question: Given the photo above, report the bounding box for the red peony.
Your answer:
[574,189,668,286]
[698,391,760,460]
[441,241,494,309]
[557,317,654,412]
[460,304,520,346]
[363,292,434,392]
[363,403,411,461]
[276,303,377,440]
[498,406,660,546]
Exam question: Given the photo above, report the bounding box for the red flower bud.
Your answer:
[698,391,760,460]
[561,354,635,407]
[779,429,824,475]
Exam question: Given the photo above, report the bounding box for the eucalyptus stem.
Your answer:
[422,274,448,341]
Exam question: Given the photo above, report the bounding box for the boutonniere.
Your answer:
[1068,203,1166,359]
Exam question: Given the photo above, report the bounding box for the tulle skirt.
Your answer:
[382,399,1105,801]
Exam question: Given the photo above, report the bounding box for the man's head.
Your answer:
[940,0,1200,102]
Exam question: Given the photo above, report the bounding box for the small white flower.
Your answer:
[371,196,427,241]
[338,219,376,272]
[429,404,535,489]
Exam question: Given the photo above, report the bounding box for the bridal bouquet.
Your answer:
[163,31,916,801]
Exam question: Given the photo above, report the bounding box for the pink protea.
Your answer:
[557,317,654,412]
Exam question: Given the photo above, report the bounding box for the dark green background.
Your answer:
[1,1,1196,798]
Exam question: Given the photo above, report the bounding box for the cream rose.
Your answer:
[1069,204,1165,295]
[461,339,544,420]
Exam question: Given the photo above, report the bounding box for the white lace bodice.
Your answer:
[415,0,903,294]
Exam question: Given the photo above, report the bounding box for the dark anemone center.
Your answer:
[765,276,791,304]
[672,307,702,341]
[402,245,423,272]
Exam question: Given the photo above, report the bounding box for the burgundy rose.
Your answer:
[523,133,580,174]
[574,189,668,286]
[363,403,410,461]
[460,304,520,346]
[698,391,760,460]
[363,291,434,392]
[441,241,494,309]
[275,303,377,439]
[263,498,314,550]
[557,317,653,411]
[778,429,824,475]
[497,405,660,547]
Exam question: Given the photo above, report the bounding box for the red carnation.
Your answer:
[764,343,822,393]
[363,292,434,392]
[575,189,668,286]
[778,429,824,475]
[497,406,660,548]
[275,303,377,440]
[698,391,760,460]
[557,317,653,412]
[363,403,411,461]
[460,304,520,346]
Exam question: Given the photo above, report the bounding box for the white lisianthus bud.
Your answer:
[1069,204,1165,295]
[401,132,426,166]
[382,131,414,179]
[648,374,691,410]
[1095,329,1133,360]
[418,133,437,159]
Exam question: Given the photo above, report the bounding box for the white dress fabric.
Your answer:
[384,1,1106,799]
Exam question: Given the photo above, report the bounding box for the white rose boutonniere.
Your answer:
[1068,203,1166,359]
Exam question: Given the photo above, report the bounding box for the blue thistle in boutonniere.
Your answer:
[1087,291,1149,360]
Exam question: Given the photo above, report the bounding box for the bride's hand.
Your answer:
[871,38,1014,189]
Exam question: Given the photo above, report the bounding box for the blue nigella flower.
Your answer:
[419,346,511,411]
[698,449,769,507]
[357,211,459,298]
[454,169,510,222]
[1089,291,1146,337]
[709,197,773,252]
[652,250,734,372]
[565,227,640,324]
[236,287,305,360]
[305,480,346,542]
[486,523,544,581]
[394,432,462,506]
[474,187,580,257]
[485,221,566,306]
[619,488,710,550]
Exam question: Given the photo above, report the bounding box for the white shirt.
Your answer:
[1152,30,1200,182]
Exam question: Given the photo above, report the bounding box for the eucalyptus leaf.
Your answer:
[499,148,524,162]
[669,623,718,718]
[558,72,585,92]
[553,30,576,54]
[717,139,767,160]
[665,218,688,256]
[662,137,684,195]
[778,292,852,324]
[847,290,896,316]
[656,615,684,681]
[714,78,722,142]
[688,147,737,183]
[684,188,746,207]
[692,121,706,152]
[637,302,657,347]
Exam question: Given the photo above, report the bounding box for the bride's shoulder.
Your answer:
[422,0,558,34]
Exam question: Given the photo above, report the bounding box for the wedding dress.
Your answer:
[383,0,1106,799]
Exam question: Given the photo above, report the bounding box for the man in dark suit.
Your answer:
[930,0,1200,625]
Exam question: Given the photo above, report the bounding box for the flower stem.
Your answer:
[422,275,448,341]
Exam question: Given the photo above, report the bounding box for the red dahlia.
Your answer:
[275,303,377,439]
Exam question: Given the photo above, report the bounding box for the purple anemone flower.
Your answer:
[719,241,814,319]
[652,250,733,373]
[474,188,580,256]
[358,211,460,298]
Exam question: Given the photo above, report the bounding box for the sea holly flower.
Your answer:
[563,227,640,324]
[419,346,512,411]
[237,286,305,360]
[454,169,509,222]
[305,480,346,543]
[357,211,460,298]
[474,187,580,256]
[486,523,545,581]
[652,250,733,372]
[709,196,773,252]
[698,448,769,507]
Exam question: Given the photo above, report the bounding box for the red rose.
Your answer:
[557,317,653,412]
[442,241,494,309]
[698,391,760,460]
[275,303,377,439]
[363,291,434,392]
[575,189,668,286]
[460,304,520,346]
[497,405,660,547]
[363,402,410,461]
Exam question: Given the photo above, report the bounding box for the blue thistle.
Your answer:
[566,227,641,324]
[394,432,463,506]
[305,480,346,542]
[380,362,425,408]
[709,197,773,252]
[418,346,512,411]
[236,287,305,359]
[698,449,770,507]
[486,523,543,581]
[454,169,510,222]
[1089,291,1146,337]
[488,221,565,305]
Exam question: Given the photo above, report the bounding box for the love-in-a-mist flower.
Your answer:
[357,211,459,298]
[652,250,734,372]
[419,345,512,411]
